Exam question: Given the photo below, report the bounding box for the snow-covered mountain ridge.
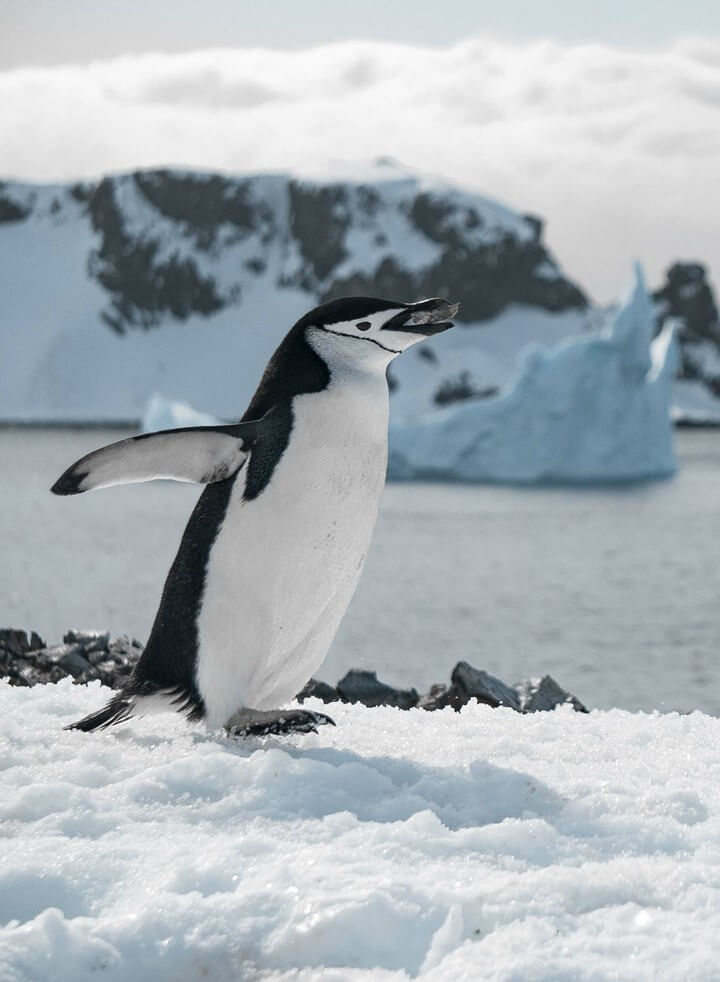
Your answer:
[0,167,586,333]
[1,166,718,425]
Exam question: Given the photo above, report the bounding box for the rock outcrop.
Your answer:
[2,628,588,716]
[654,262,720,405]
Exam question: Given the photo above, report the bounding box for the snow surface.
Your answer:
[389,267,678,483]
[2,679,720,981]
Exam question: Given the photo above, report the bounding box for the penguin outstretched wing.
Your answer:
[51,415,269,495]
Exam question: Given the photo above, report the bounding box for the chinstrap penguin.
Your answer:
[53,296,459,737]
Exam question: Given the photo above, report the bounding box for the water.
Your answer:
[2,427,719,714]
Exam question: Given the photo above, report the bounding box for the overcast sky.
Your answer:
[1,2,719,301]
[3,0,720,66]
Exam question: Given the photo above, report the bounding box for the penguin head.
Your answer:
[301,296,459,367]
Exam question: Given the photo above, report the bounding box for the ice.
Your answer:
[2,678,720,979]
[389,266,679,483]
[141,393,222,431]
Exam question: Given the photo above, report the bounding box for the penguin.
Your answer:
[53,296,459,737]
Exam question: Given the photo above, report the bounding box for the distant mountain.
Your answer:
[653,262,720,418]
[1,168,586,333]
[0,166,718,425]
[0,166,588,422]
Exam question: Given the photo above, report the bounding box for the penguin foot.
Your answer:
[225,708,336,738]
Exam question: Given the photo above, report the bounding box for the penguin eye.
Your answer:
[356,321,371,331]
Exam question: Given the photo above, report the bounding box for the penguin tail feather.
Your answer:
[65,696,134,732]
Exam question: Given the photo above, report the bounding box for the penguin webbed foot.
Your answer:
[225,707,335,738]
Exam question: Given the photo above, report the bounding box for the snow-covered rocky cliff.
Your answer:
[1,166,717,431]
[0,165,586,423]
[653,262,720,423]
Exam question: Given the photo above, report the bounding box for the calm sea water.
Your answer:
[2,427,719,714]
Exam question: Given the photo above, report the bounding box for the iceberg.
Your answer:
[388,265,678,484]
[141,392,221,432]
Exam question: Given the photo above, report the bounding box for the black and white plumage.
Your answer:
[54,296,458,736]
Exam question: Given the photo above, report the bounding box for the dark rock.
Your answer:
[450,662,521,711]
[88,176,225,333]
[37,644,92,678]
[336,669,419,709]
[289,181,349,285]
[63,629,111,652]
[654,262,720,346]
[296,679,340,704]
[653,263,720,407]
[0,629,31,657]
[40,169,587,334]
[58,650,93,678]
[1,628,590,714]
[418,683,452,711]
[433,372,499,407]
[87,649,115,667]
[0,184,32,223]
[323,190,587,322]
[0,630,144,689]
[514,675,589,713]
[133,171,261,249]
[107,635,143,659]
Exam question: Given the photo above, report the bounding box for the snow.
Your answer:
[389,266,679,483]
[2,679,720,981]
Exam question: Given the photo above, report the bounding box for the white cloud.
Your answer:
[1,38,718,300]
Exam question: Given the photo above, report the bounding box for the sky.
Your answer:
[1,1,719,301]
[3,0,720,65]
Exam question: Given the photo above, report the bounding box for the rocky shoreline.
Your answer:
[0,628,588,716]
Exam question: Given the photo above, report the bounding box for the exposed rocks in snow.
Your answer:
[0,183,32,223]
[2,166,587,337]
[1,629,587,715]
[88,176,226,333]
[304,663,587,715]
[514,675,588,713]
[654,262,720,411]
[655,262,720,346]
[1,629,142,689]
[432,372,499,407]
[336,669,420,709]
[296,678,341,705]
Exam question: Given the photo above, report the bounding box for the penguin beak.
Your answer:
[382,298,460,336]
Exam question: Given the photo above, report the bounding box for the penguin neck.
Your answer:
[242,326,331,420]
[305,325,396,381]
[243,324,391,421]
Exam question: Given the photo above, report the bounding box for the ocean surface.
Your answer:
[3,427,719,714]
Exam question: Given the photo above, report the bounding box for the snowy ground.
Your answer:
[2,680,720,981]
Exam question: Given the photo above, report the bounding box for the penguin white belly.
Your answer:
[195,374,389,728]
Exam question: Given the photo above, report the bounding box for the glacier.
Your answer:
[389,266,678,484]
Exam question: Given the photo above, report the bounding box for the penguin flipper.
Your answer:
[51,420,261,495]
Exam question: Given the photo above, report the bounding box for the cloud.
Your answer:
[0,38,718,300]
